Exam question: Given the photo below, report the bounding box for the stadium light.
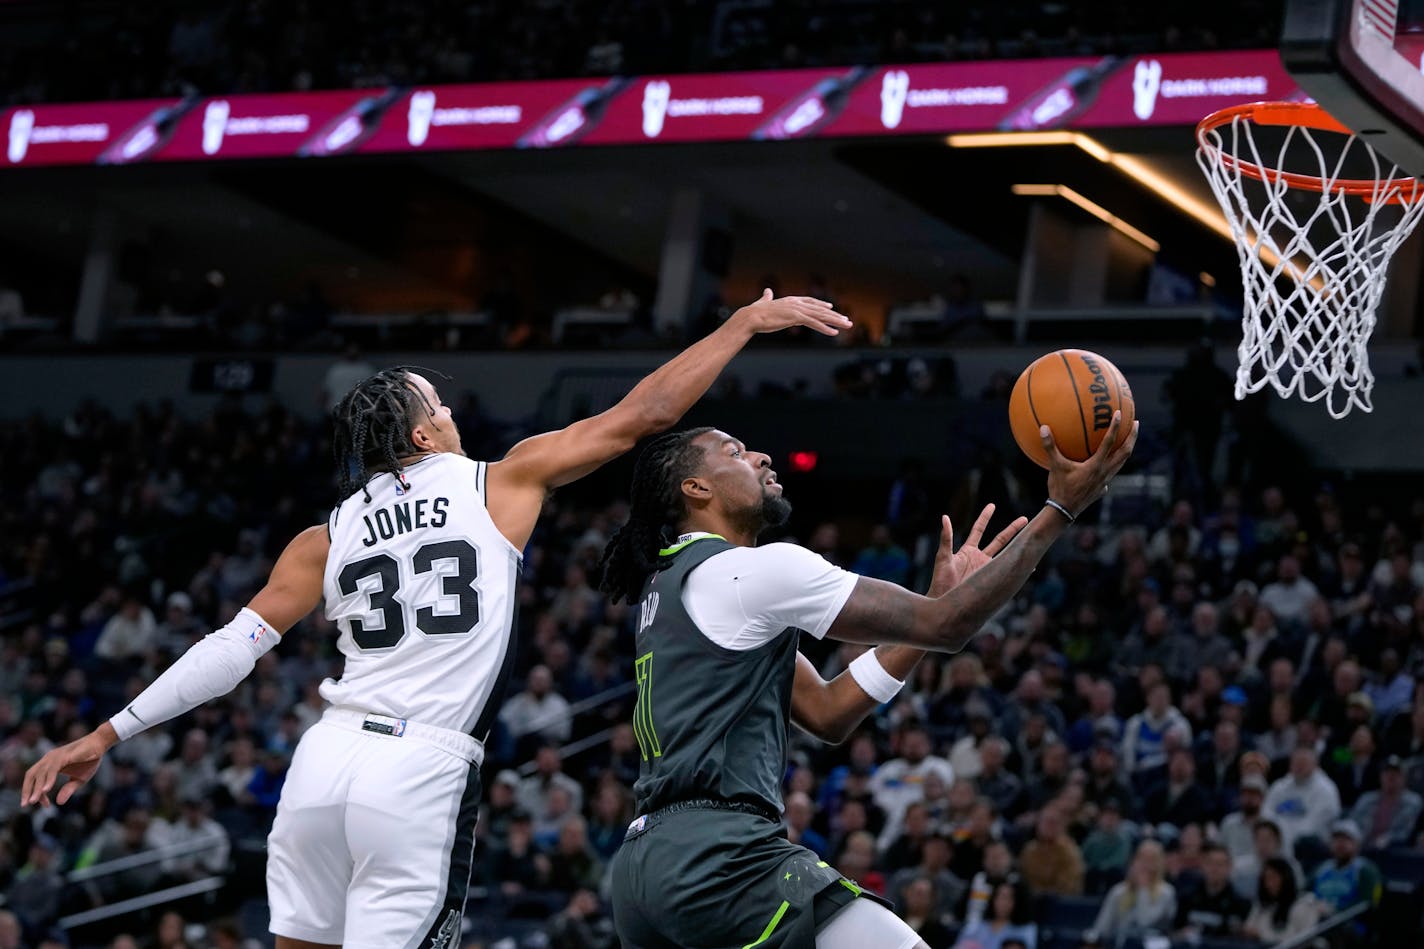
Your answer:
[1010,183,1160,252]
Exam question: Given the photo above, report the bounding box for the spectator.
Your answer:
[1066,680,1122,755]
[1244,856,1320,942]
[1364,648,1414,721]
[1349,755,1422,849]
[1084,840,1177,948]
[1020,740,1072,825]
[962,840,1021,926]
[500,665,573,746]
[173,728,219,801]
[948,702,995,780]
[1263,747,1341,851]
[889,831,966,922]
[4,835,62,933]
[1121,682,1192,779]
[1173,842,1249,940]
[0,913,19,949]
[1117,607,1182,682]
[1260,555,1321,627]
[785,790,830,860]
[1256,694,1299,769]
[871,724,954,831]
[545,816,602,893]
[901,876,957,948]
[998,671,1068,742]
[1143,748,1214,829]
[1309,820,1382,933]
[1174,602,1234,683]
[1219,775,1269,864]
[975,737,1025,820]
[546,888,616,949]
[1231,819,1303,901]
[953,880,1037,949]
[1081,798,1133,895]
[488,811,549,895]
[158,794,230,881]
[851,524,911,585]
[1327,723,1383,807]
[93,593,157,663]
[1020,806,1084,896]
[1083,741,1136,818]
[518,746,584,832]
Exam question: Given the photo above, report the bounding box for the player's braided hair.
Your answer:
[332,366,448,502]
[598,427,714,604]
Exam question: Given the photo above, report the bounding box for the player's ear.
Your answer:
[409,424,435,451]
[680,476,711,502]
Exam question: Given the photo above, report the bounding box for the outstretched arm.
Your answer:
[791,507,1026,743]
[484,291,851,549]
[826,416,1136,652]
[22,525,329,807]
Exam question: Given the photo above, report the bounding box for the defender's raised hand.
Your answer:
[728,288,853,337]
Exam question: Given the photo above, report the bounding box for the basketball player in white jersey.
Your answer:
[21,291,852,949]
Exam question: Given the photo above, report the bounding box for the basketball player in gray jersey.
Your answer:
[22,291,850,949]
[599,416,1135,948]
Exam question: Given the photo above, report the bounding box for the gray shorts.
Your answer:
[609,804,889,949]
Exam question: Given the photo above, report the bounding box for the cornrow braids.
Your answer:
[598,427,714,604]
[331,365,450,503]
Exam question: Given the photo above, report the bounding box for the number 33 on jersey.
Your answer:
[321,454,523,736]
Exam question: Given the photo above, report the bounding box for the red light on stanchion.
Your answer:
[787,451,818,473]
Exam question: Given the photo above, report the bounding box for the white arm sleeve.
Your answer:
[109,608,280,741]
[683,543,858,651]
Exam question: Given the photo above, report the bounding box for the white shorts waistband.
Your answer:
[320,706,484,766]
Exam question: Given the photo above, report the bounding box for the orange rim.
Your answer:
[1196,101,1424,203]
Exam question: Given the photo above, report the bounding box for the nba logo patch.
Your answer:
[393,719,407,737]
[249,624,266,644]
[627,815,646,836]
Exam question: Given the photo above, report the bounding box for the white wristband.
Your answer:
[848,650,905,705]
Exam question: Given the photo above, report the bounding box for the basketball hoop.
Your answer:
[1196,101,1424,417]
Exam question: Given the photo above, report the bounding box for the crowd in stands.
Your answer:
[2,371,1423,948]
[2,1,1280,106]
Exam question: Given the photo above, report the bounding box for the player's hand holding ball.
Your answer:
[1043,409,1137,518]
[1007,349,1138,520]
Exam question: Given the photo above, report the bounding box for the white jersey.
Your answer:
[320,453,521,736]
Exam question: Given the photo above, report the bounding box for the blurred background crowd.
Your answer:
[1,366,1422,949]
[1,0,1280,106]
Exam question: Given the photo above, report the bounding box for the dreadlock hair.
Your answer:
[598,427,715,604]
[331,365,450,503]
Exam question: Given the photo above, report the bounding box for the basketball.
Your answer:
[1008,349,1135,469]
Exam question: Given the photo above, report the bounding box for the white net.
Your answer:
[1196,105,1424,417]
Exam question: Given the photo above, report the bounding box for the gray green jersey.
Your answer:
[630,536,799,817]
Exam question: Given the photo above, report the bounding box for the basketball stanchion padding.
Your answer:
[1196,101,1424,418]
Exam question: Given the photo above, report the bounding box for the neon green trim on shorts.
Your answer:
[742,900,791,948]
[658,533,726,557]
[839,879,862,897]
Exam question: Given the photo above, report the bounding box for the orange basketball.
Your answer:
[1008,349,1135,469]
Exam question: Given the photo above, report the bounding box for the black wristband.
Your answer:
[1044,499,1076,523]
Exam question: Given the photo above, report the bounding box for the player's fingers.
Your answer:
[941,514,954,545]
[57,778,82,806]
[760,288,774,302]
[967,503,995,548]
[984,516,1030,556]
[1091,411,1123,465]
[22,763,52,807]
[1106,420,1140,471]
[1039,425,1069,469]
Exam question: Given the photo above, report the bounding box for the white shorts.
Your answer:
[267,707,484,949]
